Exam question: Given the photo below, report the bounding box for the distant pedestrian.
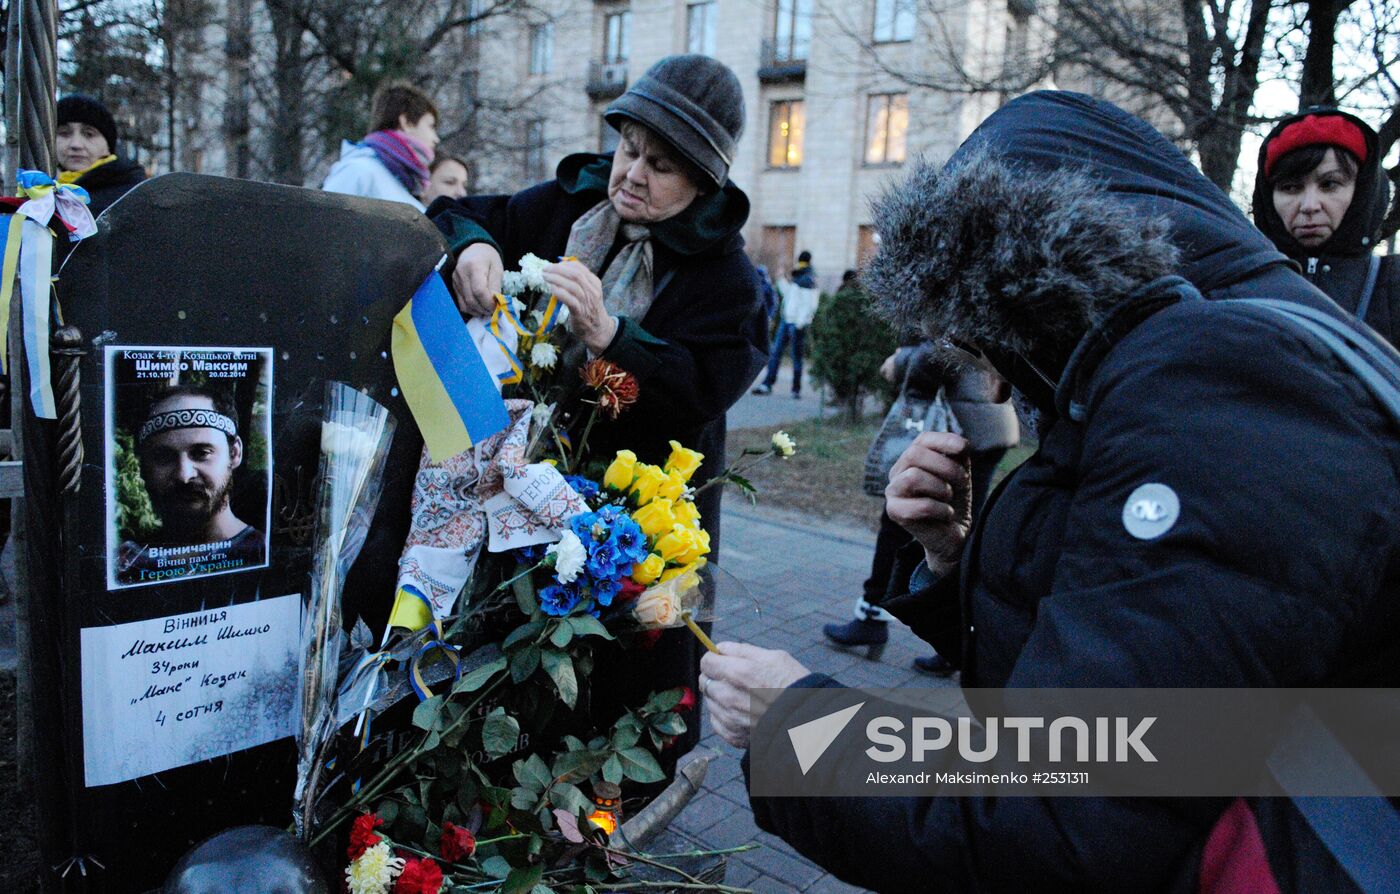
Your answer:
[422,154,470,207]
[754,264,779,331]
[56,94,146,217]
[323,81,439,211]
[823,342,1017,676]
[752,251,819,397]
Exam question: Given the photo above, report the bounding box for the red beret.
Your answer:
[1264,114,1368,177]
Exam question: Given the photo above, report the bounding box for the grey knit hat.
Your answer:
[605,55,745,190]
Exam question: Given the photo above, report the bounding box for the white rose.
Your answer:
[547,530,587,583]
[531,341,559,370]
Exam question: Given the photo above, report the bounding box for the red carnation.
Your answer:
[394,856,444,894]
[616,579,645,604]
[439,822,477,862]
[676,686,697,713]
[347,812,384,861]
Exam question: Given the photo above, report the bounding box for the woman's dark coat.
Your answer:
[746,92,1400,893]
[430,154,767,761]
[76,156,147,217]
[1252,109,1400,348]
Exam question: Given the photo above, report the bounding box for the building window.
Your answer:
[604,11,631,63]
[525,119,546,181]
[864,93,908,165]
[687,2,717,55]
[767,99,805,168]
[857,225,881,266]
[773,0,812,62]
[872,0,915,43]
[529,23,554,75]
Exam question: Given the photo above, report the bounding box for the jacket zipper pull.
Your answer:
[1307,257,1318,275]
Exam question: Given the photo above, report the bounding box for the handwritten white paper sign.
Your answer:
[80,594,301,787]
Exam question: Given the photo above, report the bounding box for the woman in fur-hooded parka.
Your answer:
[741,92,1400,893]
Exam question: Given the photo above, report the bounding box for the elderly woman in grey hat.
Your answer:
[430,54,767,766]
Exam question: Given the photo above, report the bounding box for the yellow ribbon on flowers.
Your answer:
[487,291,564,385]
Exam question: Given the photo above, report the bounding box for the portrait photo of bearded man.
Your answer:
[114,384,267,586]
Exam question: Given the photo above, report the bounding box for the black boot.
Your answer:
[823,618,888,660]
[913,654,956,677]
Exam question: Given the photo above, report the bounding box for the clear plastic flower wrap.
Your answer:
[293,381,397,838]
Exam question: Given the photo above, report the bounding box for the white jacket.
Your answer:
[777,278,819,328]
[321,141,425,212]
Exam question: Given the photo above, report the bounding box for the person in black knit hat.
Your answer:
[56,94,146,217]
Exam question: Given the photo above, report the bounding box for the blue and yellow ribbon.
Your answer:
[487,291,563,385]
[409,621,462,701]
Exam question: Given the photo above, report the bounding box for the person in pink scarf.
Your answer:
[323,81,440,212]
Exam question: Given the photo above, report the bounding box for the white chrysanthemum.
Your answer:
[531,402,555,427]
[346,842,403,894]
[531,342,559,370]
[511,296,527,316]
[771,431,796,458]
[501,270,527,297]
[547,530,587,583]
[519,252,550,290]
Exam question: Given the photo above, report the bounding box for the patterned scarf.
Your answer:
[361,130,432,195]
[564,200,656,321]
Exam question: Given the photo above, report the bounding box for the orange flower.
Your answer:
[582,359,640,419]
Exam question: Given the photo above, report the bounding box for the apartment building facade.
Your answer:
[464,0,1045,287]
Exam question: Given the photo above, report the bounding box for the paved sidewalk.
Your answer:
[727,362,841,431]
[673,502,955,892]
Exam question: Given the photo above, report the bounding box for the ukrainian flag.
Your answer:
[392,265,509,461]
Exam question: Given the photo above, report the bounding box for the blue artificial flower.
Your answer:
[596,504,627,524]
[609,517,650,564]
[514,543,547,564]
[586,541,625,581]
[565,475,601,503]
[593,576,621,607]
[570,511,600,543]
[539,582,583,617]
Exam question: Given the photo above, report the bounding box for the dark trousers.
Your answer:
[762,323,806,393]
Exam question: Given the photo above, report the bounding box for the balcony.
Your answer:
[758,39,806,83]
[587,60,628,99]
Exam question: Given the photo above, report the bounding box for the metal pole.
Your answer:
[6,2,66,890]
[11,0,57,174]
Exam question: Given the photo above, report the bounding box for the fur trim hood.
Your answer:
[863,146,1178,360]
[864,91,1293,370]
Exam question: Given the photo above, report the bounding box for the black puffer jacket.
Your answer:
[431,153,767,762]
[746,92,1400,892]
[1252,109,1400,347]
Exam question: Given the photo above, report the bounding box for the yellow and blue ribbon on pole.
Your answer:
[0,170,96,419]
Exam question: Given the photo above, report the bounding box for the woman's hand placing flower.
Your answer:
[544,259,618,355]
